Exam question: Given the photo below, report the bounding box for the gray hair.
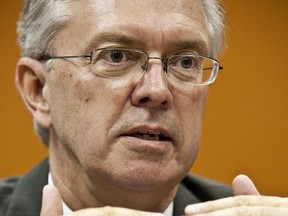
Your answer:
[18,0,71,60]
[17,0,226,146]
[202,0,226,57]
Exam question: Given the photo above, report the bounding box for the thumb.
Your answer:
[40,185,63,216]
[232,174,260,196]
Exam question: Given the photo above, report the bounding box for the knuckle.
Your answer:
[203,200,217,213]
[234,195,251,206]
[236,206,254,216]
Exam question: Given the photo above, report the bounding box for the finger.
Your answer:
[184,195,288,215]
[188,206,288,216]
[65,206,163,216]
[232,174,260,196]
[40,185,63,216]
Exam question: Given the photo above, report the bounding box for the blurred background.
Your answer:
[0,1,287,196]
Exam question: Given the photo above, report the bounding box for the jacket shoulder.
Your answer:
[182,174,233,201]
[0,176,21,215]
[172,174,233,215]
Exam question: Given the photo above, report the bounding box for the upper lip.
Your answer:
[122,125,172,141]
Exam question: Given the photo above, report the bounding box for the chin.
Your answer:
[108,165,185,192]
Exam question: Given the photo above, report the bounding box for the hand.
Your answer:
[40,185,163,216]
[184,174,288,215]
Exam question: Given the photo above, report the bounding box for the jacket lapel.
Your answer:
[6,159,49,216]
[173,183,200,216]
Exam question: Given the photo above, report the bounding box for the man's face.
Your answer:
[45,0,209,191]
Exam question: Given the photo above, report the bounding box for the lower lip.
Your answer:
[119,135,172,155]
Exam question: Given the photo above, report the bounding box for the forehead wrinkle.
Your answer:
[172,40,209,56]
[160,23,209,55]
[84,31,145,52]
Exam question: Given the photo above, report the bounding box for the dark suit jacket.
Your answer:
[0,159,233,216]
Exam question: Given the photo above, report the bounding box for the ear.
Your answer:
[15,57,51,128]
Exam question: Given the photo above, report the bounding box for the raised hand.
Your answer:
[184,174,288,215]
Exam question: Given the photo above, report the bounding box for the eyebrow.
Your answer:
[172,40,209,56]
[84,31,209,56]
[84,32,144,52]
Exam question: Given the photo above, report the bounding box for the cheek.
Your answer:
[175,86,208,128]
[61,75,132,144]
[71,78,136,165]
[73,76,132,123]
[174,86,208,155]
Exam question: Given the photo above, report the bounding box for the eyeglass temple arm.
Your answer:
[38,54,91,61]
[203,66,223,71]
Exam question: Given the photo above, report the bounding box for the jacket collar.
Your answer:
[6,159,49,216]
[173,182,201,216]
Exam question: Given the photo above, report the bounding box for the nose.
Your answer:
[131,60,173,109]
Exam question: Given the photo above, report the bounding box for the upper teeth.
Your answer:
[143,133,160,140]
[137,132,161,141]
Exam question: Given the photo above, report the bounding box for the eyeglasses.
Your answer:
[40,47,223,85]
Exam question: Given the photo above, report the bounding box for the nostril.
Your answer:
[138,96,168,107]
[140,97,149,103]
[161,100,167,106]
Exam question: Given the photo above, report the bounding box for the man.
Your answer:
[1,0,287,215]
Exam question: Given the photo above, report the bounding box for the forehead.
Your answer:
[56,0,209,54]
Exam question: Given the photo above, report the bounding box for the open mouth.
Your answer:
[130,132,170,141]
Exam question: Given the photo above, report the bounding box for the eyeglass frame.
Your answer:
[39,47,223,86]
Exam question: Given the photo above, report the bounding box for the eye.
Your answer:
[102,49,127,63]
[91,48,147,77]
[169,55,198,71]
[178,56,197,69]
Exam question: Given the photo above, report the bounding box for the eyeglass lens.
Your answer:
[90,48,218,85]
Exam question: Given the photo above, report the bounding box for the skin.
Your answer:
[17,0,209,213]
